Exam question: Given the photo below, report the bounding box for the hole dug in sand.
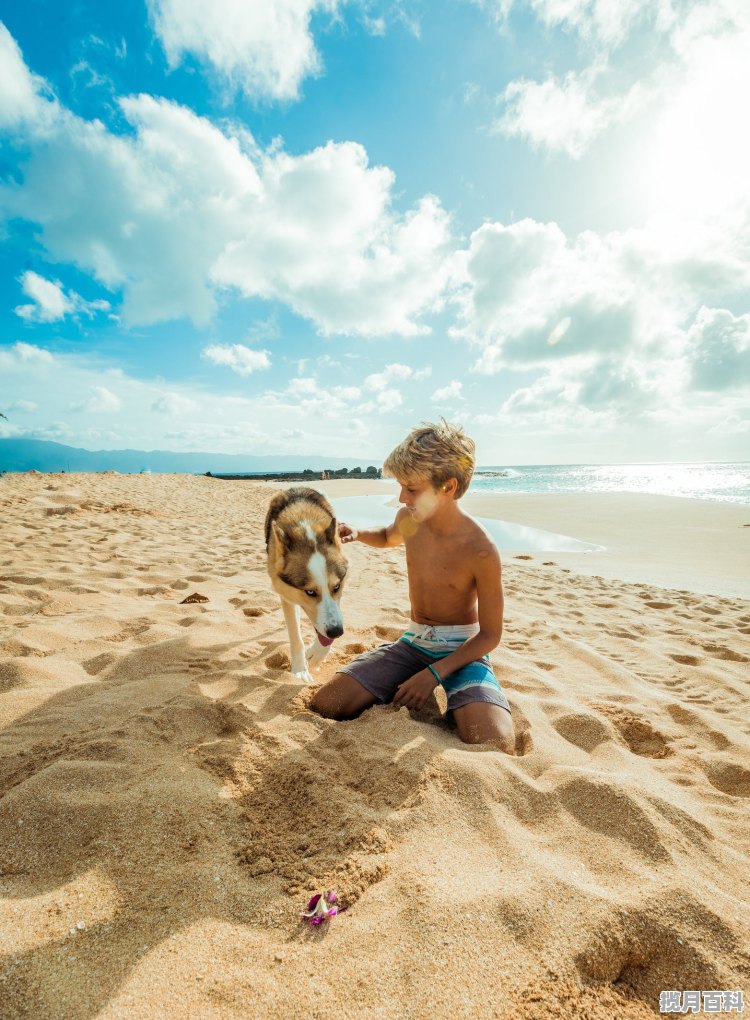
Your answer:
[232,717,429,906]
[573,900,739,1012]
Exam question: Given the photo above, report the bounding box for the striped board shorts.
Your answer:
[338,620,511,715]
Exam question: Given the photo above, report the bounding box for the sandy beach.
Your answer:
[1,471,749,1019]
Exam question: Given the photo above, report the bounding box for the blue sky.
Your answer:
[1,0,749,464]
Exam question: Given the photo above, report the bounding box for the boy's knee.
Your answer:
[459,729,515,754]
[310,687,345,720]
[454,704,515,753]
[310,674,367,720]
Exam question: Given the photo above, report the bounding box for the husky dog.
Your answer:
[265,487,348,681]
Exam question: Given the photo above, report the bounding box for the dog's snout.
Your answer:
[326,624,344,639]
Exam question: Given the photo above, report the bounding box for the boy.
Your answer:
[310,420,515,754]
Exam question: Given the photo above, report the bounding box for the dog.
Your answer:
[265,487,348,681]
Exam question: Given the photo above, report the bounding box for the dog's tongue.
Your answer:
[316,631,334,647]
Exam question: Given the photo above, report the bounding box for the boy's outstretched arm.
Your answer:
[393,544,504,710]
[339,507,409,548]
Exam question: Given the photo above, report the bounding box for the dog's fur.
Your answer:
[265,487,348,681]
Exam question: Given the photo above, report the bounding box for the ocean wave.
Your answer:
[475,467,522,479]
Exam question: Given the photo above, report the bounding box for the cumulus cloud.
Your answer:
[451,203,750,424]
[1,39,452,336]
[0,23,58,131]
[489,0,750,159]
[70,386,123,414]
[497,70,645,158]
[432,380,464,401]
[151,392,200,414]
[14,272,72,322]
[498,0,653,49]
[365,363,415,391]
[685,307,750,391]
[364,363,432,391]
[147,0,339,102]
[0,341,56,369]
[201,343,271,375]
[14,270,111,323]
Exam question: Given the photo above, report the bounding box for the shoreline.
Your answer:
[269,478,749,599]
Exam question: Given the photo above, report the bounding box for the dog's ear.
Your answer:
[272,520,290,551]
[325,515,338,545]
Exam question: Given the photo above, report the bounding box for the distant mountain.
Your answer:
[0,438,378,474]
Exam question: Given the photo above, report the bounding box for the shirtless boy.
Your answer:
[310,420,515,754]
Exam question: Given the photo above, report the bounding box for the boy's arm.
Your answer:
[392,544,503,709]
[339,507,408,548]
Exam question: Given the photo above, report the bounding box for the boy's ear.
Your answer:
[442,477,459,497]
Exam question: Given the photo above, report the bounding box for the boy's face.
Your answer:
[397,477,449,523]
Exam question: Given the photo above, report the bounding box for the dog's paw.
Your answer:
[306,640,329,669]
[291,667,314,683]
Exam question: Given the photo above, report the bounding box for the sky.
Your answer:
[1,0,749,466]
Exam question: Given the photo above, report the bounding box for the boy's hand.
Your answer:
[393,669,440,710]
[339,522,358,544]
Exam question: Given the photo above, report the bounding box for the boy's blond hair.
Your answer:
[383,419,476,499]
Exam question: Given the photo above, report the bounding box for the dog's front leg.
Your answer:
[281,599,313,682]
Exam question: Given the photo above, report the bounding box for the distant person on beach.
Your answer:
[311,420,515,753]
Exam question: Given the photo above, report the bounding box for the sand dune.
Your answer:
[1,472,749,1019]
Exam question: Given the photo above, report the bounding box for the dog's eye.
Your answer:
[305,589,317,598]
[332,583,340,593]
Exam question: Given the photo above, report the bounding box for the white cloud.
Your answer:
[0,23,58,131]
[365,363,415,391]
[489,0,750,159]
[0,342,56,369]
[14,270,112,323]
[374,388,402,412]
[450,202,750,429]
[146,0,339,101]
[432,380,464,401]
[14,271,73,322]
[685,307,750,391]
[151,393,200,414]
[497,70,645,158]
[201,343,271,375]
[70,386,123,414]
[1,41,452,336]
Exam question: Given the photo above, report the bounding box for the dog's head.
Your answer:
[270,512,348,644]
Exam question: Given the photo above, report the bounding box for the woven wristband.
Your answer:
[426,663,442,687]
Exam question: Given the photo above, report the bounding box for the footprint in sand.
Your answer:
[265,650,290,670]
[700,643,748,663]
[242,607,265,618]
[593,704,673,759]
[82,652,118,676]
[701,760,750,798]
[551,712,613,753]
[669,653,702,666]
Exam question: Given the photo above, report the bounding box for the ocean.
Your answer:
[470,462,750,504]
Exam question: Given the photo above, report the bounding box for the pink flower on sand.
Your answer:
[301,891,342,925]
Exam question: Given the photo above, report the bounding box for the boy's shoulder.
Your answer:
[451,509,501,559]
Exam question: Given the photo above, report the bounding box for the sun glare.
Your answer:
[636,31,750,220]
